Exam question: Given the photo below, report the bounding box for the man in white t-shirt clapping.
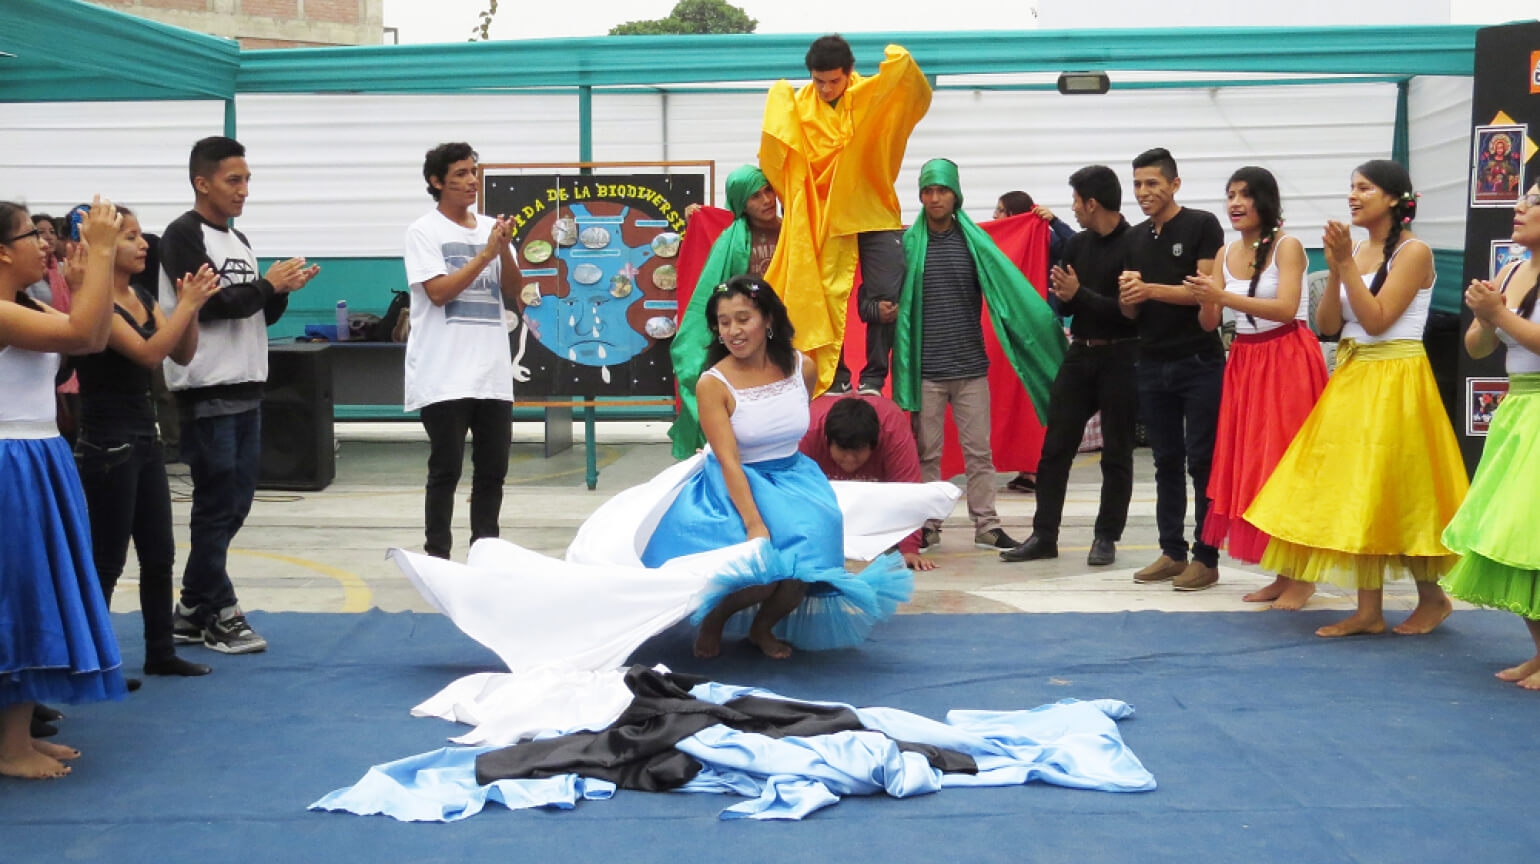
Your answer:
[403,142,522,559]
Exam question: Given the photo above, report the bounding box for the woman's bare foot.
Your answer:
[1517,670,1540,691]
[1316,612,1386,638]
[748,627,793,659]
[1243,577,1288,603]
[32,740,79,761]
[0,748,70,779]
[1269,580,1316,611]
[693,624,724,659]
[1496,655,1540,682]
[1393,596,1453,635]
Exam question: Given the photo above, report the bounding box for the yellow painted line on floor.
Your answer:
[231,549,374,612]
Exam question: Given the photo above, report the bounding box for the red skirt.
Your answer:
[1202,321,1329,562]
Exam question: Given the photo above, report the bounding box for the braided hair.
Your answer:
[1227,167,1283,326]
[1517,267,1540,321]
[1354,160,1416,296]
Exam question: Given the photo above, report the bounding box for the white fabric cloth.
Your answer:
[1340,238,1433,344]
[700,353,809,464]
[389,461,960,747]
[402,209,514,412]
[0,346,59,424]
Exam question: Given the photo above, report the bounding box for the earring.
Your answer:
[766,327,774,339]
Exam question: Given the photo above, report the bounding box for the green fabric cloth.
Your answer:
[667,165,771,458]
[891,158,1066,421]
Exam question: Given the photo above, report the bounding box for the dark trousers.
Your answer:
[1032,340,1139,542]
[1137,352,1225,568]
[420,398,511,559]
[179,408,262,619]
[77,430,177,663]
[834,230,905,390]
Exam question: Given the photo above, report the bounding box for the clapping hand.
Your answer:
[1465,278,1505,324]
[175,264,222,310]
[77,196,124,252]
[265,257,320,293]
[1185,270,1225,307]
[1049,264,1080,302]
[1322,221,1354,267]
[1118,270,1150,305]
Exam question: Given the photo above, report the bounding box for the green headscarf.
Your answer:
[667,164,773,458]
[891,158,1066,420]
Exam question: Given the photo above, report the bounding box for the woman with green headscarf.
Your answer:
[669,165,782,458]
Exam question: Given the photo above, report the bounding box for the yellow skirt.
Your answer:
[1244,340,1468,589]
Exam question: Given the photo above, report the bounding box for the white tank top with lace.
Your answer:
[1340,239,1433,344]
[701,352,810,464]
[1221,241,1307,335]
[1497,265,1540,375]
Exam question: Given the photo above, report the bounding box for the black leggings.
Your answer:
[77,430,177,663]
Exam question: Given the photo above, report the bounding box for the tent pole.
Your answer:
[1392,78,1410,167]
[224,98,237,139]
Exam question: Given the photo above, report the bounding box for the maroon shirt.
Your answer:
[799,393,924,555]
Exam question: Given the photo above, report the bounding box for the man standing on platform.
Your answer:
[1002,166,1138,567]
[161,135,318,654]
[669,164,783,458]
[1116,147,1226,591]
[760,34,931,396]
[892,158,1066,553]
[799,394,935,570]
[403,142,522,560]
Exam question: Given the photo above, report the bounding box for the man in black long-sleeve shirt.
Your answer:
[159,136,318,654]
[1002,165,1138,566]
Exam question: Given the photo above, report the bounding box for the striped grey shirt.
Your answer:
[920,226,988,380]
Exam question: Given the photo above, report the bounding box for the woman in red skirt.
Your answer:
[1188,167,1329,609]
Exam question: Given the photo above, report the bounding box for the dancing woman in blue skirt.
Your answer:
[0,199,128,779]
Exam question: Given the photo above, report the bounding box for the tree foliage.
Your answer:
[609,0,758,36]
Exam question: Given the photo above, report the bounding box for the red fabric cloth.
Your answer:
[1201,321,1329,562]
[840,214,1051,477]
[799,393,924,555]
[672,206,737,408]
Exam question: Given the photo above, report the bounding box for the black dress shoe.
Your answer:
[1000,534,1058,562]
[1087,537,1117,566]
[144,656,213,677]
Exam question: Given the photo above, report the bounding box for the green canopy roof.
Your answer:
[0,0,239,102]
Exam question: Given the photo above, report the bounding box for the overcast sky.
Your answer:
[383,0,1520,44]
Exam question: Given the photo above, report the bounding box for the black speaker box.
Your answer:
[259,344,335,491]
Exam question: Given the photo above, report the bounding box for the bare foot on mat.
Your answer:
[0,749,70,780]
[1496,656,1540,683]
[1393,597,1452,635]
[1243,577,1287,603]
[1315,612,1386,638]
[1269,581,1316,611]
[32,739,79,761]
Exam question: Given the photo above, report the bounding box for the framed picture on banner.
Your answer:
[1466,377,1510,436]
[1471,124,1526,208]
[480,162,713,399]
[1491,239,1533,278]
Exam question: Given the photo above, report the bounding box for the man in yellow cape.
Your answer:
[759,35,931,396]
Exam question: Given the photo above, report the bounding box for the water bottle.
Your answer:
[334,299,349,342]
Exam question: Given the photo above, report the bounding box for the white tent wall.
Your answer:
[1407,75,1476,251]
[0,100,224,232]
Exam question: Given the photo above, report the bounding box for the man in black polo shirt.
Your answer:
[1117,148,1225,591]
[1002,165,1138,566]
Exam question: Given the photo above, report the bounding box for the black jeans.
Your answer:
[180,408,262,620]
[421,398,511,559]
[77,430,177,663]
[1137,352,1225,568]
[833,230,905,391]
[1032,340,1139,542]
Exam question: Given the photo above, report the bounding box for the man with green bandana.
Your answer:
[893,158,1066,551]
[668,165,782,458]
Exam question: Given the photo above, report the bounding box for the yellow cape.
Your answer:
[759,44,932,394]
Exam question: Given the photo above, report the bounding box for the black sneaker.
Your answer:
[974,528,1020,550]
[172,604,203,645]
[919,526,941,552]
[204,607,268,655]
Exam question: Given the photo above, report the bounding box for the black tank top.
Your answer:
[75,284,159,436]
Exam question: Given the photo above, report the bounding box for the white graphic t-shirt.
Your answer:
[403,209,514,412]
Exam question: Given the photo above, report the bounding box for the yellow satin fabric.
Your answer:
[1246,339,1468,589]
[759,45,932,393]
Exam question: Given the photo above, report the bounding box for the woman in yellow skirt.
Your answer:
[1245,160,1467,638]
[1441,185,1540,686]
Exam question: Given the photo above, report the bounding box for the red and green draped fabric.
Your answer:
[667,165,770,459]
[891,159,1066,425]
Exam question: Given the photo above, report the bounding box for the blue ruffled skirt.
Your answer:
[641,452,912,650]
[0,436,127,706]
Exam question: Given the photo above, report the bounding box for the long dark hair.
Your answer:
[703,274,797,376]
[1354,159,1416,296]
[1228,167,1283,326]
[0,201,30,245]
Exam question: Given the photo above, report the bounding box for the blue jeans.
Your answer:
[179,408,262,620]
[1137,352,1224,568]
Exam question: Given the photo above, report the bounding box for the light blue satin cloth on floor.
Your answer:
[311,684,1155,822]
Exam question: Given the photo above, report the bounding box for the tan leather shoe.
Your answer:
[1173,561,1220,591]
[1133,555,1185,583]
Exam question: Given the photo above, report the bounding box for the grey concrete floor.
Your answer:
[122,421,1450,620]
